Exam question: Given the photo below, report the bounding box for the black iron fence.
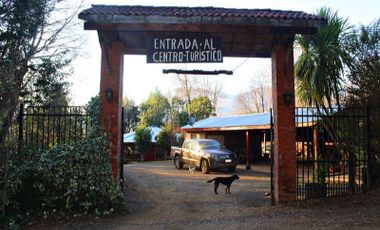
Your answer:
[17,104,90,151]
[295,107,370,200]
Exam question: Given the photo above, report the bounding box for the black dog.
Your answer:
[206,174,239,194]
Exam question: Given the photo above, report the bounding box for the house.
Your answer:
[181,113,272,167]
[181,109,319,167]
[123,127,165,161]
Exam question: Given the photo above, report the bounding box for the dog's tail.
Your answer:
[206,179,214,183]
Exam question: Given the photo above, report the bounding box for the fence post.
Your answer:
[270,108,275,205]
[120,107,125,186]
[18,103,24,153]
[365,106,372,187]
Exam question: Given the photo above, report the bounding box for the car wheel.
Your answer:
[228,166,236,172]
[201,159,210,174]
[174,155,183,169]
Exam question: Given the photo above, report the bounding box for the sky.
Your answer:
[70,0,380,106]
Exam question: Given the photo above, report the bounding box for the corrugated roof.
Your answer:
[79,5,324,22]
[182,112,271,130]
[123,126,161,143]
[182,108,319,130]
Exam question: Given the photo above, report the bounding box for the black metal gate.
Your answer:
[269,108,275,205]
[295,107,370,200]
[120,107,125,183]
[18,104,90,150]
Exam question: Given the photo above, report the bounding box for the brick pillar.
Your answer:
[271,34,296,203]
[99,32,124,180]
[245,131,251,170]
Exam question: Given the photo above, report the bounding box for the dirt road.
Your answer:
[32,161,380,229]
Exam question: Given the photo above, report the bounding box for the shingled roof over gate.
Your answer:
[79,5,325,28]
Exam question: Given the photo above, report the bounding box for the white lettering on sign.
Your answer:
[148,36,223,63]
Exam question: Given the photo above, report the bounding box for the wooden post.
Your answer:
[313,127,318,161]
[271,34,296,203]
[246,131,251,170]
[99,31,124,180]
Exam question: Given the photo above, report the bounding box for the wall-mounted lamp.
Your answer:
[283,92,293,106]
[105,88,113,102]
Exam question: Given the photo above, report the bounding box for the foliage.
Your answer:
[134,125,152,159]
[0,0,81,168]
[314,126,327,185]
[198,78,223,114]
[139,89,170,127]
[188,96,214,121]
[156,124,176,152]
[22,56,72,106]
[345,19,380,161]
[167,97,189,129]
[0,96,123,228]
[315,151,327,185]
[178,111,190,127]
[122,97,140,133]
[295,7,352,108]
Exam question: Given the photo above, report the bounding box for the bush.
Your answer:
[134,125,152,160]
[7,137,122,216]
[1,96,123,227]
[156,126,173,152]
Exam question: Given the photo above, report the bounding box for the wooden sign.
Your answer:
[147,35,223,63]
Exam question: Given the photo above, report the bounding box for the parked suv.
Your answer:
[170,139,238,174]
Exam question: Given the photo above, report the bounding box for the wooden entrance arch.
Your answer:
[79,5,324,203]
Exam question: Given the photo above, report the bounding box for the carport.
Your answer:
[78,5,325,203]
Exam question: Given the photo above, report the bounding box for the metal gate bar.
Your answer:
[295,107,369,200]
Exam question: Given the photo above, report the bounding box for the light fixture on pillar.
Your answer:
[105,88,113,102]
[283,92,293,106]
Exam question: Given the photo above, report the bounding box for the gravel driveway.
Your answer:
[123,161,272,227]
[31,160,380,229]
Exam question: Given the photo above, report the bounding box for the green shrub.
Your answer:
[134,125,152,160]
[1,96,123,227]
[156,127,172,152]
[8,137,122,216]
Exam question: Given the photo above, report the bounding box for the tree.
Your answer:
[167,96,189,129]
[134,125,152,162]
[188,96,213,121]
[122,97,140,133]
[0,0,81,152]
[23,56,72,106]
[295,7,352,108]
[294,8,352,171]
[235,69,272,114]
[174,74,197,109]
[139,89,170,127]
[345,19,380,161]
[199,78,222,115]
[156,124,176,153]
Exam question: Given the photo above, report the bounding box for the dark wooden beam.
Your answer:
[85,22,317,34]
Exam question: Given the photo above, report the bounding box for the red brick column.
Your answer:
[271,34,296,203]
[99,33,124,180]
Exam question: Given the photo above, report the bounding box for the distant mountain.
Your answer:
[215,92,243,116]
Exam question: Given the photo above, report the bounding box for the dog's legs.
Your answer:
[214,182,219,194]
[226,185,231,194]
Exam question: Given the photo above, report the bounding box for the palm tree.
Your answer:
[295,7,352,109]
[295,8,355,181]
